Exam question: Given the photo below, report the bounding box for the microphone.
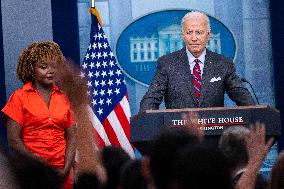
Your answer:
[240,78,260,104]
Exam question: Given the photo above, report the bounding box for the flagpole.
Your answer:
[91,0,95,8]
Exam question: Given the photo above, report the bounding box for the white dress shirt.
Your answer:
[186,47,206,77]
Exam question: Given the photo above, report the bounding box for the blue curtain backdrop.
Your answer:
[270,0,284,152]
[51,0,80,65]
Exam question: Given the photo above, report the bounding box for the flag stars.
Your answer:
[91,99,97,106]
[88,71,94,78]
[83,19,130,119]
[97,52,102,59]
[93,34,98,40]
[106,98,112,105]
[102,61,107,68]
[108,70,114,77]
[98,42,102,49]
[92,43,97,49]
[114,88,120,95]
[85,53,90,60]
[82,62,88,69]
[94,80,99,87]
[109,60,115,67]
[97,108,103,115]
[109,52,114,58]
[103,52,108,59]
[95,62,101,68]
[89,62,95,69]
[115,70,122,76]
[87,81,92,87]
[107,89,113,96]
[107,79,114,86]
[115,79,121,85]
[93,89,98,96]
[91,52,96,59]
[103,42,108,49]
[79,72,85,78]
[98,98,104,106]
[97,33,103,40]
[101,71,107,78]
[94,71,100,78]
[99,89,105,96]
[100,80,106,87]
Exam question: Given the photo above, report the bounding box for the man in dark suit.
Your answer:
[140,11,255,112]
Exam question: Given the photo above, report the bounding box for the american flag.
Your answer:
[80,8,134,157]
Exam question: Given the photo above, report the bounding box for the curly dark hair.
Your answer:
[16,41,64,83]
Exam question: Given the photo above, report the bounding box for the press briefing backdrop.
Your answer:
[77,0,276,177]
[77,0,275,115]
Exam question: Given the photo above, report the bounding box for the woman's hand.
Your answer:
[7,117,34,157]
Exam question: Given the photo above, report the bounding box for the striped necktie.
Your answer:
[192,59,202,102]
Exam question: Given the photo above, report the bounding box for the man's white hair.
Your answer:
[181,11,211,32]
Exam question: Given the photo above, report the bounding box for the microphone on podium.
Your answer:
[241,77,260,105]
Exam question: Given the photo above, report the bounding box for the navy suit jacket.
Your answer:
[139,48,255,111]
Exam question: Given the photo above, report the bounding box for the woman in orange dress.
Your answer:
[1,41,76,189]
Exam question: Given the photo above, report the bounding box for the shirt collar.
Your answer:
[186,47,206,65]
[23,82,62,93]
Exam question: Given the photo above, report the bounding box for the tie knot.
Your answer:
[194,59,200,64]
[194,59,201,70]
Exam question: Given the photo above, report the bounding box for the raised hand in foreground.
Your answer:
[181,111,204,142]
[235,122,274,189]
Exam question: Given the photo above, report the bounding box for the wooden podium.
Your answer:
[130,105,281,154]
